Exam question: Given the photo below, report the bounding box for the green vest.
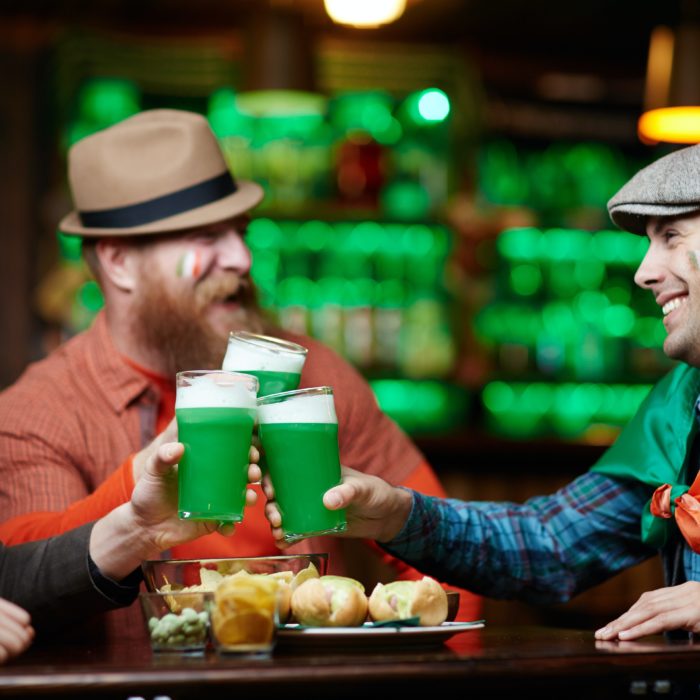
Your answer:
[591,363,700,549]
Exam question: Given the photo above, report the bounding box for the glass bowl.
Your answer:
[142,554,328,594]
[139,590,213,654]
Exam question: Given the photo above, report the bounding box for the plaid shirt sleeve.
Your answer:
[381,471,656,604]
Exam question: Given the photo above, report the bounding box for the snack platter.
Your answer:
[277,620,485,649]
[144,556,480,652]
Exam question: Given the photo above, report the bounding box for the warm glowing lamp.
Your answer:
[638,24,700,144]
[323,0,406,28]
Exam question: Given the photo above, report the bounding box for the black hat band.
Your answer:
[78,171,237,229]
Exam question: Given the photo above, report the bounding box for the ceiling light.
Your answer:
[323,0,406,29]
[638,24,700,144]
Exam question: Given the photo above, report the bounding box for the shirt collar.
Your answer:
[84,311,155,414]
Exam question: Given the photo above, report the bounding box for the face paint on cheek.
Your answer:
[688,251,700,272]
[176,250,203,280]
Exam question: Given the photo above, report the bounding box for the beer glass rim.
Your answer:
[227,331,308,357]
[257,385,332,406]
[176,369,260,392]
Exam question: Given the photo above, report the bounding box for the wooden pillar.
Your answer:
[0,20,49,387]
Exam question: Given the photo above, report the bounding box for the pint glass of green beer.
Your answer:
[176,370,258,522]
[257,386,346,542]
[222,332,307,398]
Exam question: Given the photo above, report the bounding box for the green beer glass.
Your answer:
[176,370,258,522]
[222,332,307,398]
[257,387,346,543]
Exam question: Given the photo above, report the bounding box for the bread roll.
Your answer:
[368,577,448,626]
[291,575,368,627]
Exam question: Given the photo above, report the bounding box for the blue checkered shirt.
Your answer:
[381,471,700,604]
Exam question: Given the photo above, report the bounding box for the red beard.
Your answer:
[131,272,268,376]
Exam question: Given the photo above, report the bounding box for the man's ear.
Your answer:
[95,239,141,293]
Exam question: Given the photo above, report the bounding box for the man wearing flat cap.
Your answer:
[0,109,479,641]
[266,143,700,641]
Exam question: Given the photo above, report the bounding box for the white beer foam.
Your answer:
[223,336,305,374]
[257,393,337,424]
[176,374,257,410]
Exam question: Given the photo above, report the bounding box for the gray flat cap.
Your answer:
[607,143,700,235]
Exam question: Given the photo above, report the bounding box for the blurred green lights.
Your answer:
[482,381,515,412]
[498,228,541,261]
[371,379,467,433]
[79,78,140,127]
[382,181,431,220]
[602,304,636,337]
[78,280,104,313]
[57,232,83,262]
[510,264,542,296]
[207,88,251,138]
[236,90,327,119]
[498,227,648,266]
[483,381,653,438]
[401,88,451,127]
[65,78,141,148]
[417,89,450,122]
[331,91,395,141]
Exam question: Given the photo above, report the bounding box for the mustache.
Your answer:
[195,274,252,305]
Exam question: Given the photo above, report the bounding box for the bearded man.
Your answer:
[0,109,479,640]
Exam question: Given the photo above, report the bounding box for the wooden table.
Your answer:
[1,626,698,699]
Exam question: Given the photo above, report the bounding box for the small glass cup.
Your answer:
[208,580,280,657]
[140,591,213,655]
[222,331,308,398]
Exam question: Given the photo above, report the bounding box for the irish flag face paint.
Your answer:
[689,251,700,272]
[177,250,203,279]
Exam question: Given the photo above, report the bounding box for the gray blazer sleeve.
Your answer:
[0,522,136,629]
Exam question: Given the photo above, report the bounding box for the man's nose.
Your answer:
[216,229,252,275]
[633,245,663,290]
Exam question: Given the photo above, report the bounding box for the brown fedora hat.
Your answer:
[59,109,264,237]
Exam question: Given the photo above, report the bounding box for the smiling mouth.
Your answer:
[662,297,687,316]
[216,292,241,306]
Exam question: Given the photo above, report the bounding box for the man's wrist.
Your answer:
[88,550,142,605]
[377,486,413,543]
[89,503,160,580]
